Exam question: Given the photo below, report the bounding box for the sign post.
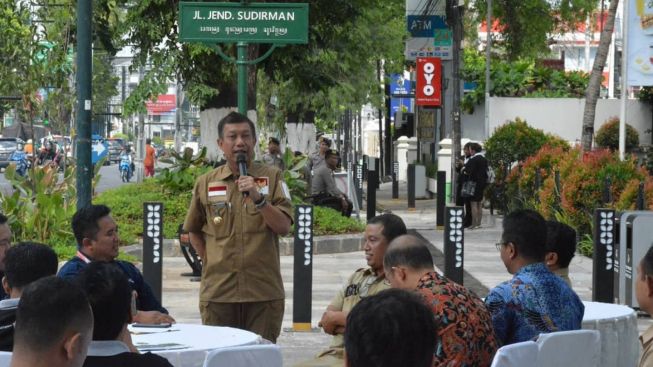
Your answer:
[179,1,309,113]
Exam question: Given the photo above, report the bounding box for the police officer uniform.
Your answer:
[183,162,292,342]
[298,268,389,366]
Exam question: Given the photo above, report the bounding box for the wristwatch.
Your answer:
[254,195,268,209]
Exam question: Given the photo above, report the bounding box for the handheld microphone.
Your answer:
[236,153,249,197]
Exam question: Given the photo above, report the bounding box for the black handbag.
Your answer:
[461,181,476,198]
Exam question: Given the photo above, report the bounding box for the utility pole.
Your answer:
[75,0,92,209]
[449,0,463,203]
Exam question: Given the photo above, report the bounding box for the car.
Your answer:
[0,137,25,168]
[106,138,126,164]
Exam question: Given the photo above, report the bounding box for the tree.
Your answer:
[0,0,123,134]
[122,0,405,157]
[474,0,597,60]
[581,0,620,151]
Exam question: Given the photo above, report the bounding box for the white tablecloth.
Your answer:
[581,301,639,367]
[130,324,261,367]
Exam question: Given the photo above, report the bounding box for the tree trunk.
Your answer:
[581,0,620,151]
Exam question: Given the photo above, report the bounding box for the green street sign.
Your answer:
[179,2,309,44]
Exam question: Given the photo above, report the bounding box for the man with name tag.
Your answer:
[295,214,407,367]
[184,111,293,343]
[58,205,174,326]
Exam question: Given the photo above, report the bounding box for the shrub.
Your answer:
[594,117,640,152]
[507,145,650,257]
[98,181,365,245]
[157,147,211,193]
[485,118,569,212]
[311,206,365,236]
[485,118,569,171]
[95,180,192,245]
[0,164,77,248]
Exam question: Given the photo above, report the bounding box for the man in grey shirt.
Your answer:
[309,137,331,172]
[262,137,284,171]
[311,149,352,217]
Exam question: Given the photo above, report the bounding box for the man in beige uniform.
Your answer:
[184,112,293,343]
[295,214,407,367]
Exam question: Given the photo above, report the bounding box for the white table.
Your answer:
[130,323,262,367]
[581,301,640,367]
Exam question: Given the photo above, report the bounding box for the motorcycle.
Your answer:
[119,154,133,182]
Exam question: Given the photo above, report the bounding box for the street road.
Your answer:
[0,162,131,196]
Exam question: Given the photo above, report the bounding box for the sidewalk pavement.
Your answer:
[158,181,651,366]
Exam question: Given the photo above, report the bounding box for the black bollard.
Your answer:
[293,205,314,331]
[392,161,399,199]
[356,163,363,209]
[436,171,446,229]
[374,158,380,189]
[408,164,416,210]
[592,209,616,303]
[367,162,378,220]
[142,202,164,303]
[602,176,612,205]
[444,206,464,284]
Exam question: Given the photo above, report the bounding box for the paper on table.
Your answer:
[130,328,180,335]
[135,342,190,352]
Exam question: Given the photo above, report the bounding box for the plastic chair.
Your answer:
[0,351,11,367]
[203,344,282,367]
[490,340,538,367]
[535,329,600,367]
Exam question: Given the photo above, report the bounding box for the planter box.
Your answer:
[428,177,437,194]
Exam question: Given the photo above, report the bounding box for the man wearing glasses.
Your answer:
[297,214,407,367]
[486,209,584,346]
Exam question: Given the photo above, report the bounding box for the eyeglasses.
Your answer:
[495,241,509,251]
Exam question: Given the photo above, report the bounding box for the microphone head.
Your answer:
[236,153,248,164]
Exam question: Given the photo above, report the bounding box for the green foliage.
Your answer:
[312,206,365,236]
[98,180,363,245]
[474,0,596,60]
[123,0,405,132]
[95,180,192,246]
[505,145,652,257]
[0,164,77,247]
[281,148,308,202]
[638,86,653,105]
[0,0,122,133]
[594,117,640,152]
[461,50,590,113]
[156,147,211,193]
[152,136,163,146]
[485,118,569,170]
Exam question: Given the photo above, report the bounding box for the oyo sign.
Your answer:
[415,57,441,106]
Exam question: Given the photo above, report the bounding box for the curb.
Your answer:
[122,233,365,261]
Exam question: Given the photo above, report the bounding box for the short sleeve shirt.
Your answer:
[325,268,389,351]
[262,153,284,171]
[183,162,293,303]
[309,152,325,171]
[311,166,342,197]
